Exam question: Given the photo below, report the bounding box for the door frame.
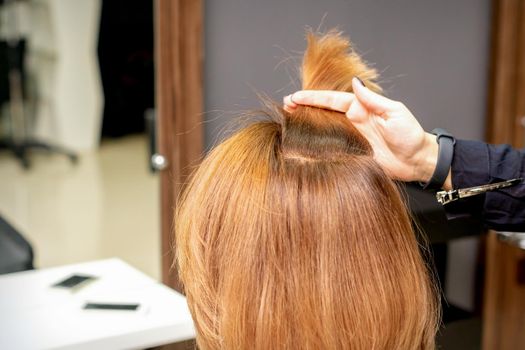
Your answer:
[482,0,525,349]
[154,0,203,292]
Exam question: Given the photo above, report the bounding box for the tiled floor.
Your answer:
[0,135,161,280]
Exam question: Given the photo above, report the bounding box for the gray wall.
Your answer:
[204,0,491,150]
[204,0,492,311]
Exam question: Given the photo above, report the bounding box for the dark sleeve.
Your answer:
[443,139,525,232]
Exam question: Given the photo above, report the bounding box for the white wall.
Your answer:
[28,0,103,152]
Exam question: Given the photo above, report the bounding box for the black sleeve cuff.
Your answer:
[443,140,490,222]
[443,139,525,231]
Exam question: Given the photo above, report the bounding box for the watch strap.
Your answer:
[422,128,455,190]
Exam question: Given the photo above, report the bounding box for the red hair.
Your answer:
[175,31,440,349]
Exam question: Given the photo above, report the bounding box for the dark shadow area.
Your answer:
[98,0,154,138]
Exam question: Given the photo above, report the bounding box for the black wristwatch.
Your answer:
[421,128,455,190]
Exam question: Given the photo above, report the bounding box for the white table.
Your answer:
[0,258,195,350]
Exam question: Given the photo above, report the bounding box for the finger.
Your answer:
[352,78,399,117]
[290,90,355,113]
[347,98,368,122]
[283,104,296,113]
[283,94,298,109]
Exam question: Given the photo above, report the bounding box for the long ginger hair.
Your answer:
[175,31,440,349]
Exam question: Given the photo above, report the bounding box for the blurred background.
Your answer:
[1,0,524,349]
[0,0,160,279]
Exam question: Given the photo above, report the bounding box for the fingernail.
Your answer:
[355,77,366,87]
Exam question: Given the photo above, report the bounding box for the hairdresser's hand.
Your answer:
[284,78,450,188]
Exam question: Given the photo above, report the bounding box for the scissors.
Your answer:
[436,178,523,205]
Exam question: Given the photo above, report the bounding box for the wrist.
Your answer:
[413,132,439,183]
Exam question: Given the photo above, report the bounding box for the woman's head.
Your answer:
[175,31,439,349]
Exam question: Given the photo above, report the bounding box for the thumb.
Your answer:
[352,77,398,117]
